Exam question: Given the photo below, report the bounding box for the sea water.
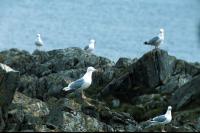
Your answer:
[0,0,200,62]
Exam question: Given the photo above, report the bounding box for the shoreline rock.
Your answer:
[0,47,200,132]
[0,63,20,131]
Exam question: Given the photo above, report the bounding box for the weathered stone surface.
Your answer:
[0,49,35,75]
[132,49,176,88]
[0,63,19,131]
[6,92,50,132]
[1,47,200,132]
[98,49,176,100]
[115,57,136,69]
[170,74,200,110]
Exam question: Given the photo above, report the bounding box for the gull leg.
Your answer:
[81,90,87,99]
[161,125,166,132]
[81,90,94,106]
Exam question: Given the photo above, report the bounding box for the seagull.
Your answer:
[148,106,172,132]
[35,33,44,50]
[144,28,164,49]
[84,39,95,53]
[63,67,97,104]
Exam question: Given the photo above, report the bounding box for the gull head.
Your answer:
[90,39,96,44]
[37,34,41,37]
[167,106,172,111]
[87,66,97,72]
[160,28,164,34]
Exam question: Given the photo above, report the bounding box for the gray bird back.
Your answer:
[152,115,166,122]
[69,78,85,90]
[148,36,160,44]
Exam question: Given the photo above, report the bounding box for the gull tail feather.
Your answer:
[63,86,71,91]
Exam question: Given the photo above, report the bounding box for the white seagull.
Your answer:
[144,28,164,49]
[149,106,172,132]
[63,66,97,100]
[35,33,44,50]
[84,39,96,53]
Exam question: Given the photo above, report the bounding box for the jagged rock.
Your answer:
[44,47,114,72]
[0,48,116,100]
[98,49,176,100]
[0,63,19,131]
[115,57,136,69]
[132,49,176,88]
[170,74,200,110]
[6,92,50,132]
[46,98,111,132]
[0,49,34,75]
[98,49,200,102]
[1,46,200,132]
[156,74,192,94]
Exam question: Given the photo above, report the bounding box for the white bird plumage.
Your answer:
[144,28,164,49]
[63,66,97,99]
[149,106,172,132]
[35,34,44,50]
[84,39,96,53]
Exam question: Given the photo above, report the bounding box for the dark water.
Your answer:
[0,0,200,62]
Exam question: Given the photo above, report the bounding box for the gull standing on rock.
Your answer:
[148,106,172,132]
[84,39,96,53]
[35,33,44,50]
[63,67,97,104]
[144,28,164,49]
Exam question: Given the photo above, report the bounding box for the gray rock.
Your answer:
[98,49,176,100]
[46,98,109,132]
[0,49,34,75]
[132,49,176,88]
[157,74,192,94]
[170,74,200,110]
[115,57,136,69]
[0,63,19,131]
[7,92,50,132]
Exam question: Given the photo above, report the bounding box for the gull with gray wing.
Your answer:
[144,28,164,49]
[63,66,97,100]
[35,33,44,50]
[84,39,96,53]
[148,106,172,132]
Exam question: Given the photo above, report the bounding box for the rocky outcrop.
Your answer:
[98,49,177,100]
[0,63,19,131]
[0,47,200,132]
[5,92,141,132]
[170,74,200,110]
[0,48,116,100]
[95,48,200,131]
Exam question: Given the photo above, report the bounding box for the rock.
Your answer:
[45,47,114,72]
[132,49,176,88]
[0,49,34,75]
[0,63,19,131]
[46,98,109,132]
[6,92,50,132]
[99,108,140,132]
[170,74,200,110]
[0,48,115,100]
[115,57,136,69]
[98,49,176,100]
[156,73,192,94]
[1,46,200,132]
